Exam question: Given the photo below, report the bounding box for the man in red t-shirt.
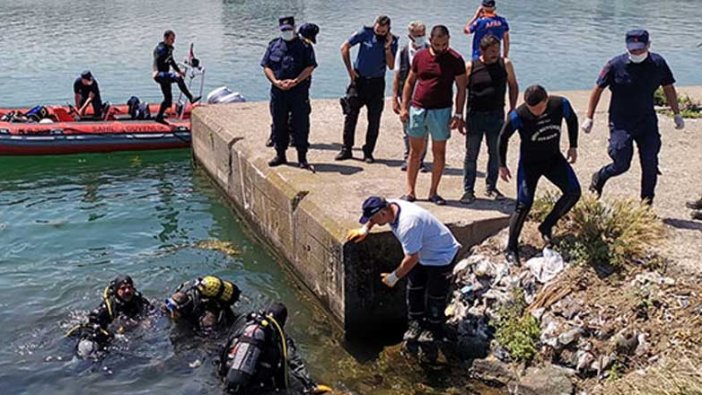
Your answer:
[400,25,467,205]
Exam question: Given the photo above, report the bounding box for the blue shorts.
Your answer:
[407,106,452,141]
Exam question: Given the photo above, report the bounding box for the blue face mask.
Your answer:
[281,30,295,41]
[411,35,427,48]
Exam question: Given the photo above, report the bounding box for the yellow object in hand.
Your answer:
[346,226,369,242]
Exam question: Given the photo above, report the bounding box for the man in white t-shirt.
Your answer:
[347,196,461,347]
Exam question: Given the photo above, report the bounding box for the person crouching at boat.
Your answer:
[218,302,331,395]
[67,274,151,358]
[164,275,241,335]
[73,70,103,118]
[152,30,201,124]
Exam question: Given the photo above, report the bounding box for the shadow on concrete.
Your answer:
[309,142,343,151]
[663,217,702,232]
[312,163,364,175]
[443,167,485,177]
[373,158,405,168]
[440,198,514,214]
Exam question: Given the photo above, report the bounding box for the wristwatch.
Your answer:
[453,113,464,119]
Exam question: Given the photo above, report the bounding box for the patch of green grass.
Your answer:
[529,194,666,268]
[654,87,702,118]
[492,290,541,363]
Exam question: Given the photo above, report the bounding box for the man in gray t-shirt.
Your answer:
[347,196,461,347]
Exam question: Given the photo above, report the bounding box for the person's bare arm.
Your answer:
[586,85,605,119]
[505,58,519,111]
[401,70,417,112]
[464,6,483,34]
[263,67,283,89]
[464,61,472,111]
[392,62,402,114]
[502,31,510,58]
[662,84,681,114]
[341,41,358,81]
[385,35,396,70]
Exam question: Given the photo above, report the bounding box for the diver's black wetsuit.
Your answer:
[153,41,195,120]
[498,96,582,252]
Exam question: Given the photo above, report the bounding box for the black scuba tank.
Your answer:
[224,321,268,393]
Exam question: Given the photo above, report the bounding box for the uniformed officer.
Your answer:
[582,29,685,204]
[265,23,320,149]
[261,16,317,169]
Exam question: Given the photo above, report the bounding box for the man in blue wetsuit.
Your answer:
[261,16,318,169]
[464,0,510,60]
[583,29,685,204]
[498,85,581,265]
[152,30,201,124]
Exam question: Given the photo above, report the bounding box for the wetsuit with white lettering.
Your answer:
[498,96,581,251]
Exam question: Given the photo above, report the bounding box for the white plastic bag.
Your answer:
[526,248,565,284]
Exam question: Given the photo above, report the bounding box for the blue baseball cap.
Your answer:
[298,23,319,43]
[279,16,295,31]
[359,196,388,224]
[626,29,650,51]
[482,0,496,7]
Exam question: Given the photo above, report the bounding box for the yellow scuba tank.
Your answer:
[196,276,240,305]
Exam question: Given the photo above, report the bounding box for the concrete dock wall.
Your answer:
[191,86,701,337]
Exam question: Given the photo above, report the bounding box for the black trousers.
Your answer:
[80,96,103,118]
[406,260,455,330]
[270,85,311,155]
[154,72,193,118]
[508,153,582,250]
[342,76,385,156]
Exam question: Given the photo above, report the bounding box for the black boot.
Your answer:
[692,210,702,221]
[537,223,553,247]
[335,149,352,161]
[297,151,310,169]
[686,198,702,210]
[268,152,287,167]
[504,248,521,266]
[589,171,603,198]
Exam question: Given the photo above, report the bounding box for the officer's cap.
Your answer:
[626,29,650,51]
[279,16,295,31]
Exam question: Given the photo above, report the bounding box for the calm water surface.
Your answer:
[1,0,700,393]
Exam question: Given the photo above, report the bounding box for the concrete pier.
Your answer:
[191,87,702,337]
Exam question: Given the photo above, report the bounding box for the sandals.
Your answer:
[428,194,446,206]
[400,194,416,202]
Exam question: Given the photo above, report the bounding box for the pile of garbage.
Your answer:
[445,227,702,391]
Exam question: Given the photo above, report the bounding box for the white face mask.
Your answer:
[411,35,427,48]
[281,30,295,41]
[628,51,649,63]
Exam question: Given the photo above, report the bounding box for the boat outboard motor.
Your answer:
[206,87,246,104]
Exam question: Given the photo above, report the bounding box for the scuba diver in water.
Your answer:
[66,274,151,358]
[218,302,331,395]
[164,275,241,335]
